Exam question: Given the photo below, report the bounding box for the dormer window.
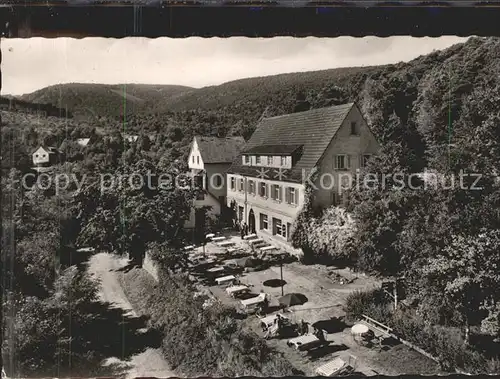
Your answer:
[280,156,286,166]
[267,156,273,165]
[256,156,261,165]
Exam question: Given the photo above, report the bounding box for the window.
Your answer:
[43,154,47,158]
[272,218,283,236]
[35,154,39,158]
[256,156,261,165]
[238,206,244,221]
[260,213,268,230]
[230,177,236,191]
[239,178,244,192]
[249,180,255,195]
[271,184,282,201]
[243,155,249,165]
[351,121,359,135]
[259,182,267,197]
[215,175,222,187]
[194,174,204,189]
[334,155,350,170]
[360,154,372,168]
[192,155,195,163]
[197,156,200,164]
[267,156,273,165]
[286,187,296,205]
[280,156,286,166]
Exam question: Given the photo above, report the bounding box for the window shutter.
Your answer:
[285,187,290,203]
[347,155,351,169]
[333,155,338,169]
[266,184,269,198]
[278,186,282,202]
[358,154,363,168]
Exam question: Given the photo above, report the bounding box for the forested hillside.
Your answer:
[5,37,499,184]
[18,83,192,118]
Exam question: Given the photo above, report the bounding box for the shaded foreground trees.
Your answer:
[1,174,107,377]
[76,158,195,264]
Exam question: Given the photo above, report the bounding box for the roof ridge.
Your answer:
[262,102,355,121]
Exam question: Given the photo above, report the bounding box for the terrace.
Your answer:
[184,231,442,376]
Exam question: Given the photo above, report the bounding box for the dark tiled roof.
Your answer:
[242,144,303,155]
[195,136,246,164]
[228,103,355,183]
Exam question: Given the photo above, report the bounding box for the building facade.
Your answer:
[226,103,380,255]
[185,136,246,235]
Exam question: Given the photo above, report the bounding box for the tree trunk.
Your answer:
[464,321,470,345]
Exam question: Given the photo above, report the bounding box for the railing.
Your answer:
[361,314,393,335]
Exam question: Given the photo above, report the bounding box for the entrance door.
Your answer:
[248,209,256,234]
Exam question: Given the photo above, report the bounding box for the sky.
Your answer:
[2,36,469,96]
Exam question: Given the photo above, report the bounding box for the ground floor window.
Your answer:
[272,218,282,236]
[260,213,268,230]
[238,206,244,221]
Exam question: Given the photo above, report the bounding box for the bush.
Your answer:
[344,289,391,323]
[125,267,297,377]
[344,289,492,374]
[390,313,486,373]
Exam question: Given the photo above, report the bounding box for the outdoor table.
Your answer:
[184,245,195,251]
[241,293,266,309]
[260,245,277,252]
[207,266,225,274]
[248,238,264,245]
[243,234,258,240]
[217,241,235,247]
[259,313,288,330]
[226,285,249,297]
[287,334,321,350]
[212,236,226,242]
[315,357,347,377]
[215,275,236,286]
[206,233,215,239]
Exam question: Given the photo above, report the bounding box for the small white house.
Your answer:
[76,138,91,147]
[32,146,59,167]
[185,136,246,233]
[124,134,139,143]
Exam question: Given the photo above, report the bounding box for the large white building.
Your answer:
[226,103,381,255]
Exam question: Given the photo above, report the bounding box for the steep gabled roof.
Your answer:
[227,103,355,183]
[33,145,58,155]
[194,136,246,164]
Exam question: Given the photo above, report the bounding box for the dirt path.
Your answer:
[87,252,176,379]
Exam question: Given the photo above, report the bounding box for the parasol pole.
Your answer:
[280,262,284,296]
